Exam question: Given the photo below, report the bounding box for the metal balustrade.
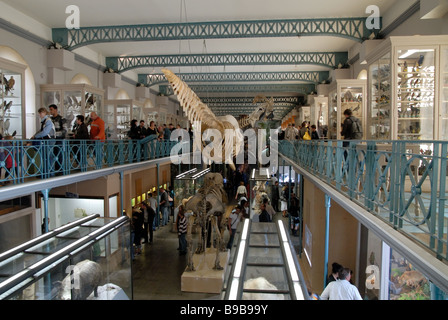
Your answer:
[2,135,446,262]
[0,136,187,185]
[278,139,448,262]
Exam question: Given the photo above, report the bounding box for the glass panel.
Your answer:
[25,237,77,254]
[358,225,382,300]
[246,247,283,265]
[249,232,279,247]
[389,248,447,300]
[104,103,117,139]
[340,85,363,139]
[328,90,338,139]
[369,53,391,139]
[64,90,82,132]
[243,265,289,300]
[117,104,130,140]
[441,46,448,140]
[0,252,46,283]
[396,48,435,140]
[85,91,101,116]
[0,69,23,139]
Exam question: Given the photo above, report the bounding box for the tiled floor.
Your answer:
[131,212,294,300]
[131,220,221,300]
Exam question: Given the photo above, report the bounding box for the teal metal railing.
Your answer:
[0,136,188,184]
[278,139,448,262]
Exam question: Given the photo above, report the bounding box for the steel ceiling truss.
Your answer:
[139,71,329,87]
[204,96,303,119]
[107,52,348,73]
[52,17,377,50]
[201,96,303,106]
[159,83,315,95]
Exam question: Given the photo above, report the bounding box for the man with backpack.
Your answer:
[341,108,363,140]
[340,109,363,166]
[49,104,67,174]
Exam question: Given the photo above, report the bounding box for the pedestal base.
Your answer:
[181,248,230,294]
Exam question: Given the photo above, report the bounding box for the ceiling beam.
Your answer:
[159,83,315,95]
[138,71,329,86]
[107,52,348,73]
[201,96,304,106]
[52,17,379,50]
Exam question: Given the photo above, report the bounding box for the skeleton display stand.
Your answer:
[180,247,230,294]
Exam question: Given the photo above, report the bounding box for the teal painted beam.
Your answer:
[139,71,329,86]
[107,52,348,73]
[52,17,379,49]
[159,83,315,95]
[201,96,304,106]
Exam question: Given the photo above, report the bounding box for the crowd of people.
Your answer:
[279,121,328,141]
[127,120,193,142]
[0,103,198,184]
[130,186,175,259]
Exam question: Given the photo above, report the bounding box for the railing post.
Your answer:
[364,141,376,211]
[437,142,447,260]
[347,141,356,199]
[335,140,343,190]
[429,143,440,252]
[326,140,333,184]
[389,141,403,228]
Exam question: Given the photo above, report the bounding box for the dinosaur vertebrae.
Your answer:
[162,68,243,170]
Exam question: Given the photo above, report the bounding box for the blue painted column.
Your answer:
[323,193,331,287]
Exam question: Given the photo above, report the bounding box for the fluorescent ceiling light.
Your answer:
[399,49,433,59]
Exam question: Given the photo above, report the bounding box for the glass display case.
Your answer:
[41,84,104,138]
[311,95,329,138]
[104,99,143,140]
[440,45,448,140]
[328,79,367,140]
[298,106,311,125]
[0,57,26,139]
[0,215,132,300]
[366,35,448,140]
[173,167,209,208]
[368,51,392,139]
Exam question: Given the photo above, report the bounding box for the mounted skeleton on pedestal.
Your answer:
[183,172,228,272]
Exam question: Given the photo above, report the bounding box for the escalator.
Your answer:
[221,218,310,300]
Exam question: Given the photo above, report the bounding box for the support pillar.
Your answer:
[41,188,51,233]
[324,194,331,287]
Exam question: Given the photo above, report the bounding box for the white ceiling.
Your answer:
[2,0,402,118]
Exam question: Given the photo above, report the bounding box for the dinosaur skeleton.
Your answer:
[162,68,243,171]
[183,172,228,272]
[238,95,275,129]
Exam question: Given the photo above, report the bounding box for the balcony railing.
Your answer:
[278,139,448,262]
[0,136,186,184]
[1,135,446,262]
